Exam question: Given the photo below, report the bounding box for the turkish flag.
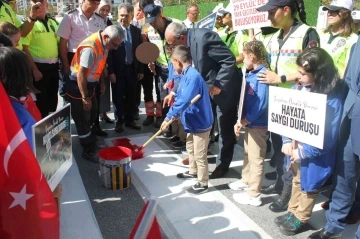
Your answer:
[129,200,162,239]
[0,83,59,239]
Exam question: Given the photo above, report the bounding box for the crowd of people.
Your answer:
[0,0,359,237]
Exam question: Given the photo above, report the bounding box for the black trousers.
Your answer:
[112,65,137,125]
[33,62,59,118]
[67,95,98,152]
[135,66,154,108]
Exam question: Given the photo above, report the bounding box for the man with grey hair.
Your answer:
[66,25,124,162]
[164,22,241,179]
[107,3,144,133]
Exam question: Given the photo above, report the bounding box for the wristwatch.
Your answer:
[281,75,287,83]
[28,16,37,22]
[82,96,89,100]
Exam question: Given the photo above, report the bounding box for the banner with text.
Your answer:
[32,104,72,191]
[230,0,271,30]
[268,86,327,149]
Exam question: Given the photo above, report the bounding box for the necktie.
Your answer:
[125,28,133,65]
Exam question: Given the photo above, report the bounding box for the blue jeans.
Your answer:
[325,116,360,235]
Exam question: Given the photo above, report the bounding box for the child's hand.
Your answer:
[290,149,300,162]
[160,121,169,131]
[240,119,248,127]
[282,143,293,156]
[234,121,242,137]
[163,82,169,90]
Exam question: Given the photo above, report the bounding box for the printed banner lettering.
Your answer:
[268,86,327,149]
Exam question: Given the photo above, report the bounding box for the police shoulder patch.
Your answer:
[67,9,78,14]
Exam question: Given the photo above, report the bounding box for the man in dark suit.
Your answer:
[108,3,144,133]
[308,36,360,239]
[164,22,241,178]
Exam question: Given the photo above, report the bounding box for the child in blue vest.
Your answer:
[275,47,343,236]
[230,41,270,206]
[161,45,213,195]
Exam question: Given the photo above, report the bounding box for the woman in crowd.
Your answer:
[320,1,357,79]
[275,47,343,236]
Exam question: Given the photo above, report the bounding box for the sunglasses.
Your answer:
[189,12,200,17]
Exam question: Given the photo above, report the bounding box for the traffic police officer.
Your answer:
[22,0,60,118]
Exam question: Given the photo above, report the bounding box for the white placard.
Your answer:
[268,86,327,149]
[229,0,271,30]
[316,6,328,30]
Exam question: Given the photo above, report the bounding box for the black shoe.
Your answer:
[169,136,180,143]
[279,216,306,236]
[265,171,277,180]
[143,116,154,126]
[262,182,283,195]
[154,117,162,128]
[307,229,341,239]
[269,184,292,212]
[274,212,294,227]
[162,130,172,138]
[115,123,124,133]
[177,171,197,179]
[95,126,108,137]
[82,150,99,163]
[133,111,140,120]
[173,141,186,149]
[125,121,141,130]
[209,166,228,179]
[186,182,208,195]
[269,157,276,167]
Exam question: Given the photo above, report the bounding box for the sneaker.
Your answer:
[177,171,197,179]
[279,216,306,236]
[82,150,99,163]
[173,141,186,149]
[274,212,294,227]
[233,193,262,206]
[228,180,248,191]
[186,182,208,195]
[169,136,180,143]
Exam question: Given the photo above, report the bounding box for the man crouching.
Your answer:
[160,45,213,195]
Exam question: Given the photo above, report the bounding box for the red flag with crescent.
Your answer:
[0,83,59,239]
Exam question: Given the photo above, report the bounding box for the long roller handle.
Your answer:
[140,94,201,149]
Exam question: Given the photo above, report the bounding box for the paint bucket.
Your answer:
[98,146,132,190]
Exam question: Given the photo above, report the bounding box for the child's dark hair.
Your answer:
[0,33,13,47]
[0,22,20,37]
[296,47,342,95]
[0,47,32,97]
[243,40,270,69]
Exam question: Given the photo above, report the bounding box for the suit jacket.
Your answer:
[107,24,144,79]
[342,36,360,156]
[187,28,241,110]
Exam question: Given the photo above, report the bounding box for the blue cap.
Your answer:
[144,4,161,23]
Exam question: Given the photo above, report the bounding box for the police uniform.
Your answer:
[22,15,60,118]
[268,20,320,190]
[219,28,248,68]
[145,17,181,121]
[57,8,106,62]
[66,31,108,156]
[0,1,21,27]
[132,17,156,122]
[318,30,358,79]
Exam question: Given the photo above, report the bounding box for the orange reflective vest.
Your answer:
[70,31,108,85]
